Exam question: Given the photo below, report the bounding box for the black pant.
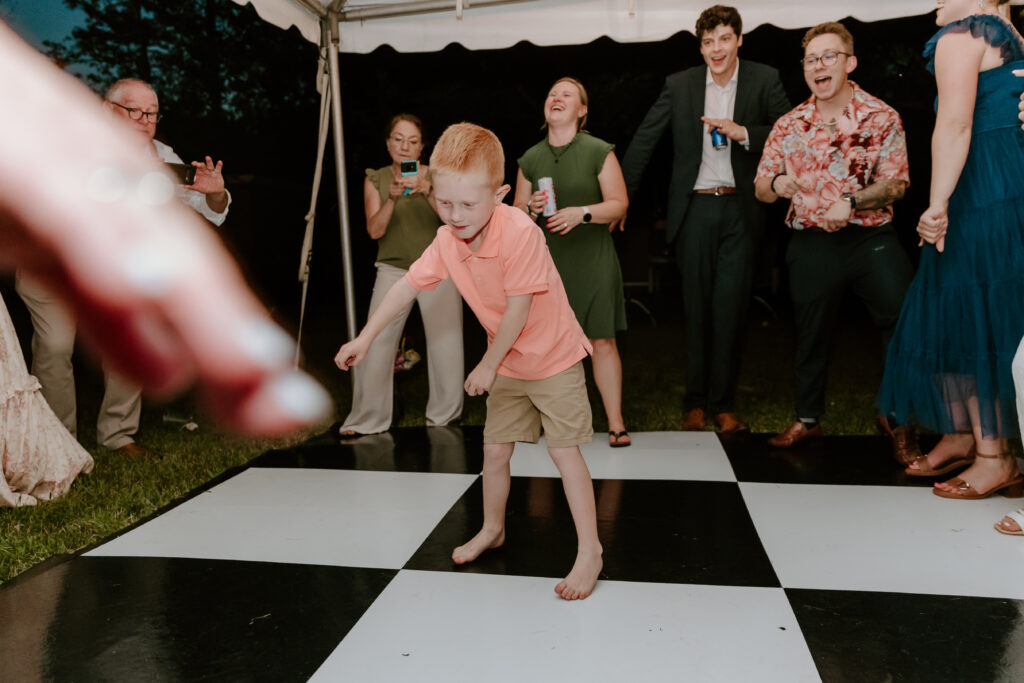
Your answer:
[676,193,754,414]
[786,223,912,419]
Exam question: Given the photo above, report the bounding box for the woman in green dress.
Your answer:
[513,77,630,447]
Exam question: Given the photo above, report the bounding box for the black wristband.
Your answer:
[770,173,784,194]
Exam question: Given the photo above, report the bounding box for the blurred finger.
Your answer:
[201,369,330,436]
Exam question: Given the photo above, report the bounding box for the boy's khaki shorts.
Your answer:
[484,361,593,448]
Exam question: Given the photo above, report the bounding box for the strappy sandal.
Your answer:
[905,446,976,477]
[995,508,1024,536]
[932,452,1024,500]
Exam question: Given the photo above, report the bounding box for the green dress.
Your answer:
[518,132,627,338]
[366,166,441,269]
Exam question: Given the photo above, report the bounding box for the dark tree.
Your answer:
[44,0,319,170]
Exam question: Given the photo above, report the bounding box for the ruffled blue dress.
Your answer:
[878,15,1024,439]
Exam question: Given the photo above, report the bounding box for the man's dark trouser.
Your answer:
[786,223,913,420]
[676,193,753,414]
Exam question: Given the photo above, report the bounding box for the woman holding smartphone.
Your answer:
[339,114,463,437]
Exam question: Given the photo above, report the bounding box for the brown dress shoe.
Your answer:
[682,408,707,431]
[113,442,153,458]
[876,415,922,466]
[768,421,822,448]
[714,412,749,433]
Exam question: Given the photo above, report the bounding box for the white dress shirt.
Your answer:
[694,61,749,191]
[154,139,231,226]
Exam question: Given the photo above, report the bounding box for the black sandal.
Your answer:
[609,431,631,448]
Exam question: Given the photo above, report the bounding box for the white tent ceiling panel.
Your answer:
[234,0,934,54]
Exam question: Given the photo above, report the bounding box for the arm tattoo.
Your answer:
[853,179,907,210]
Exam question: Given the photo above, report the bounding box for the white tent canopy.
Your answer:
[229,0,938,343]
[235,0,933,54]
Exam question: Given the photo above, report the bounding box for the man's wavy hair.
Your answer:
[802,21,854,53]
[695,5,742,40]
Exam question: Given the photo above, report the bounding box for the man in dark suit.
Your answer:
[622,5,790,433]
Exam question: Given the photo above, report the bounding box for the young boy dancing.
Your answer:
[335,123,603,600]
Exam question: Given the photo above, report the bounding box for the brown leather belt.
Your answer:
[694,186,736,196]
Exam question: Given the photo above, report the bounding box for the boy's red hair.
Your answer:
[430,122,505,189]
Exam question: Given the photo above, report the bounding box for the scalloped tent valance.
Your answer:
[232,0,934,54]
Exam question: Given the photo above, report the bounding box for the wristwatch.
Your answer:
[581,206,592,223]
[841,192,857,210]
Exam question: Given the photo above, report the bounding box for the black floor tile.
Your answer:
[788,588,1024,683]
[250,425,484,474]
[722,433,940,487]
[405,477,780,587]
[0,556,395,682]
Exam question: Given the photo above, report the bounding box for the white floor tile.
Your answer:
[509,432,735,481]
[86,469,476,569]
[311,570,819,683]
[741,482,1024,599]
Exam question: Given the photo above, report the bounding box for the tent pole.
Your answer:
[322,14,358,341]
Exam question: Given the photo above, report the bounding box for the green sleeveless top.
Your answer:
[517,132,626,338]
[366,166,441,270]
[517,132,613,215]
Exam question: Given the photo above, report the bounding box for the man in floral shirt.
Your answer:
[754,21,915,454]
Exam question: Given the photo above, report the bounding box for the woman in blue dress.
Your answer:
[878,0,1024,506]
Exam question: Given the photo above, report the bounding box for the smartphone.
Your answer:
[166,162,197,185]
[400,160,418,195]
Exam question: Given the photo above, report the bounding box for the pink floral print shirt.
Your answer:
[755,81,909,231]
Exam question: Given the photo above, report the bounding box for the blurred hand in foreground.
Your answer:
[0,21,331,435]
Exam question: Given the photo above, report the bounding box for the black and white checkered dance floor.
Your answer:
[1,427,1021,681]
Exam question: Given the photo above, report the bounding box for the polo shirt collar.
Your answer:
[452,205,504,262]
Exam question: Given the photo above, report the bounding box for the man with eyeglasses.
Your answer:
[15,77,231,457]
[754,22,915,457]
[621,5,791,435]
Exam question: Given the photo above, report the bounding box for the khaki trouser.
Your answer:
[15,272,141,449]
[340,263,464,434]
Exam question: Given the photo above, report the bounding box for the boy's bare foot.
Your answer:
[554,549,603,600]
[452,527,505,564]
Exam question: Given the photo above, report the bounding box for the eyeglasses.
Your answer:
[801,51,852,69]
[389,135,421,146]
[109,100,163,123]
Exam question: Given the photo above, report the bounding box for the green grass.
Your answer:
[0,417,324,584]
[0,305,889,585]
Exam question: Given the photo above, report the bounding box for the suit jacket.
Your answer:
[622,60,791,244]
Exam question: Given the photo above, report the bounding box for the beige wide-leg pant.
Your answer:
[340,264,464,434]
[15,273,142,449]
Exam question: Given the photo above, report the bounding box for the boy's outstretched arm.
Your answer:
[465,293,533,396]
[335,278,419,370]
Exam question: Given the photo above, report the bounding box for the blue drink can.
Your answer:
[710,127,727,150]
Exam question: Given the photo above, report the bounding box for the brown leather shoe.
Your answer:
[876,415,922,466]
[768,421,822,448]
[682,408,707,431]
[113,442,153,458]
[714,412,749,433]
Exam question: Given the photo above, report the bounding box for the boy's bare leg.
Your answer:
[452,442,513,564]
[548,445,603,600]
